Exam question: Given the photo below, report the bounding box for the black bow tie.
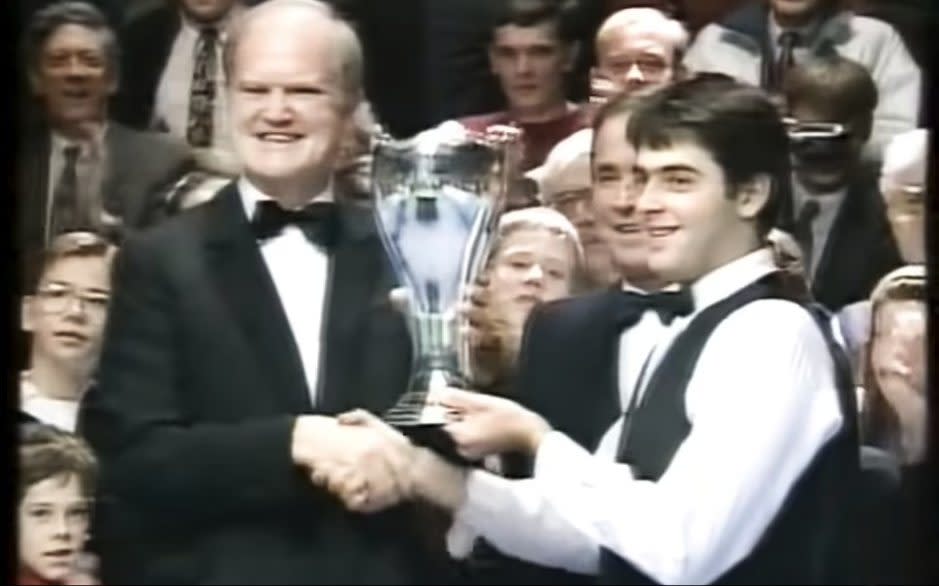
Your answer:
[251,200,339,248]
[612,288,694,329]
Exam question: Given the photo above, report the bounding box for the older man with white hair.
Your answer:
[80,1,455,583]
[881,128,928,264]
[590,7,689,100]
[833,128,930,373]
[528,129,617,289]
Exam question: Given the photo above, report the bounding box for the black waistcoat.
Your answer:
[598,273,860,585]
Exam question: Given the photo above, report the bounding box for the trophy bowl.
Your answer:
[372,123,520,460]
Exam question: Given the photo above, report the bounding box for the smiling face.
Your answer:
[489,21,572,118]
[23,255,111,385]
[487,226,576,328]
[18,474,90,583]
[228,8,355,201]
[634,140,766,283]
[31,23,115,132]
[591,111,653,282]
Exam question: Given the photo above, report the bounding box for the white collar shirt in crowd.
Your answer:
[448,248,844,584]
[238,177,334,408]
[20,372,81,433]
[793,177,848,280]
[154,8,240,157]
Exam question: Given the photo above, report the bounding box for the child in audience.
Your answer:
[18,423,98,585]
[20,233,116,432]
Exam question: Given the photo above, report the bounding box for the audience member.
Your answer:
[358,75,859,585]
[684,0,921,159]
[474,207,584,393]
[113,0,245,163]
[529,129,618,288]
[834,126,928,373]
[79,2,452,583]
[855,265,931,584]
[881,128,928,264]
[590,7,688,101]
[458,0,590,171]
[783,53,901,312]
[21,233,116,434]
[17,1,193,291]
[18,423,98,586]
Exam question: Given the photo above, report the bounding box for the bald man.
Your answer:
[590,7,688,100]
[80,1,452,583]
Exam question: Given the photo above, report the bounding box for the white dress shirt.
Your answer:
[238,177,332,407]
[589,284,673,457]
[450,248,844,584]
[20,372,80,433]
[154,10,239,155]
[793,177,847,280]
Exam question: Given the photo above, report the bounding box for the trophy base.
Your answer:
[383,391,472,465]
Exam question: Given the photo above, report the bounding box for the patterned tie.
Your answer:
[773,31,801,91]
[187,27,219,147]
[48,145,84,240]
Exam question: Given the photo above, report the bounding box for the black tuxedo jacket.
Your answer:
[514,289,626,453]
[79,184,447,584]
[16,120,193,290]
[808,173,902,312]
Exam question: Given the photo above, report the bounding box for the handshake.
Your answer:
[289,390,552,514]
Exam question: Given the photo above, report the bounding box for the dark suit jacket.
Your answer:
[110,5,178,130]
[79,184,448,584]
[808,172,903,312]
[16,120,193,290]
[515,289,625,454]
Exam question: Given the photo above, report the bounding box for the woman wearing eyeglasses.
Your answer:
[20,232,116,433]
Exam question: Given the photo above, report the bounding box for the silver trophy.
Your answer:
[372,123,520,454]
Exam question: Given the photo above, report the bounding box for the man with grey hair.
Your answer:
[80,1,451,583]
[17,1,193,293]
[589,7,688,100]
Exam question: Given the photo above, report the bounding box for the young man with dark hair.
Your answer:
[783,53,902,311]
[335,76,860,584]
[684,0,921,159]
[458,0,590,171]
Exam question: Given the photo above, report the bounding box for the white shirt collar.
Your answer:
[238,176,335,221]
[690,248,779,313]
[792,176,848,212]
[768,12,822,44]
[50,123,107,158]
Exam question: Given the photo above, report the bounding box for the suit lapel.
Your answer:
[19,130,51,253]
[812,179,863,304]
[315,201,388,415]
[202,184,313,413]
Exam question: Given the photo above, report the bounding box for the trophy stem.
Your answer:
[383,311,468,427]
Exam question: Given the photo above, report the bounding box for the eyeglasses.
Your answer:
[35,284,110,315]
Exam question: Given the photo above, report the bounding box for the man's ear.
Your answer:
[734,174,771,221]
[22,296,35,333]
